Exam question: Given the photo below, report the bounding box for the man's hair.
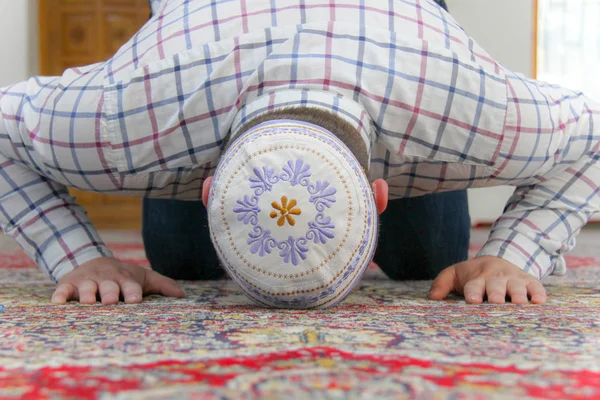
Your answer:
[234,107,369,170]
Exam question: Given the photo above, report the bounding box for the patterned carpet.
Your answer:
[0,228,599,399]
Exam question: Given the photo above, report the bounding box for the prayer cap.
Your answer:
[207,120,377,309]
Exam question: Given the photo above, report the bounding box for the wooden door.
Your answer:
[39,0,150,229]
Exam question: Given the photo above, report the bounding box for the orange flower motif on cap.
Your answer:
[270,196,301,227]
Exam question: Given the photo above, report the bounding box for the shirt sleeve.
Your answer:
[0,69,114,282]
[478,73,600,280]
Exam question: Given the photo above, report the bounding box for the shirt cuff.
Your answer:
[15,202,114,282]
[43,228,113,282]
[477,228,568,280]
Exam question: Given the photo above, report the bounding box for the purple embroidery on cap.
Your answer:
[235,158,338,267]
[308,181,337,212]
[278,237,309,266]
[306,213,336,244]
[233,195,260,225]
[247,226,277,256]
[280,159,311,186]
[250,166,279,195]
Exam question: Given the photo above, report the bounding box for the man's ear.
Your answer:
[371,179,388,215]
[202,176,213,207]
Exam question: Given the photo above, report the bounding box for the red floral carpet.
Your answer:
[1,228,599,399]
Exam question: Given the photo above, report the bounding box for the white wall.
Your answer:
[447,0,535,224]
[447,0,535,76]
[0,0,38,87]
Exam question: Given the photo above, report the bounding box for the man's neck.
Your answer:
[233,107,370,171]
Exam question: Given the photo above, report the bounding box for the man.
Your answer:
[1,0,597,306]
[141,0,470,286]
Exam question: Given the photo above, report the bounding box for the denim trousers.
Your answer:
[141,0,469,281]
[142,190,471,281]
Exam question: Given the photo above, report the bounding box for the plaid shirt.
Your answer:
[1,0,599,282]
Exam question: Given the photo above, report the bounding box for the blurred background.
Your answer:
[0,0,598,229]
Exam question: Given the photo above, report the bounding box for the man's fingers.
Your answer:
[428,266,456,300]
[118,278,143,304]
[144,271,186,298]
[51,282,78,304]
[463,278,486,304]
[98,280,121,305]
[506,279,529,304]
[485,277,508,304]
[77,280,99,304]
[527,280,547,304]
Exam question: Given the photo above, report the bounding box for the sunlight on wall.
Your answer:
[538,0,600,102]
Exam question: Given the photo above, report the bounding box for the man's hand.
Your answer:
[428,256,547,304]
[51,257,185,305]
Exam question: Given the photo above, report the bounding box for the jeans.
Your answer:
[142,190,471,281]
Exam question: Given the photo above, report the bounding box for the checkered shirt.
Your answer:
[1,0,599,281]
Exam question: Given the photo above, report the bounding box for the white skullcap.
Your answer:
[208,120,377,309]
